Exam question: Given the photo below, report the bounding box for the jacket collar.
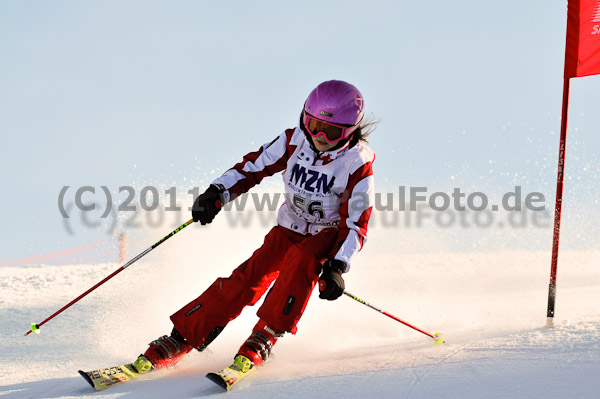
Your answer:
[316,139,352,160]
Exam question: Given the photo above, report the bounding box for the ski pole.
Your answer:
[25,218,195,336]
[343,291,445,345]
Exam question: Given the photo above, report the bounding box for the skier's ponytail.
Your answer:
[349,114,379,147]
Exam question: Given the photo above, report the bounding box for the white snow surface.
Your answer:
[1,222,600,398]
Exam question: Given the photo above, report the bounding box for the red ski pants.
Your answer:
[170,225,344,349]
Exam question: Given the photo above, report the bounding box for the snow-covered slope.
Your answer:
[1,221,599,398]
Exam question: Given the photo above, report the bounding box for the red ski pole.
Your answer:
[25,218,195,336]
[343,291,445,345]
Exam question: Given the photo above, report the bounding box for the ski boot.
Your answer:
[236,319,284,367]
[135,327,193,372]
[205,320,284,390]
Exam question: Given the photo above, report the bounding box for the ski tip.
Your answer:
[433,332,445,345]
[206,372,228,391]
[78,370,96,390]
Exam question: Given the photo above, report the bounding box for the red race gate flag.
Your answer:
[564,0,600,78]
[547,0,600,328]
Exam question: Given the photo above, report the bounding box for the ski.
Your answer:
[205,355,257,391]
[78,364,141,391]
[78,356,153,391]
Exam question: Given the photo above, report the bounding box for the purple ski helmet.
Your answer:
[303,80,365,142]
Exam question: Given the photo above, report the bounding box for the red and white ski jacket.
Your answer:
[212,127,375,272]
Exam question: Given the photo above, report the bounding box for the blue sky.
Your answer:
[1,1,599,261]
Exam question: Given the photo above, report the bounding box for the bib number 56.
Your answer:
[293,195,325,219]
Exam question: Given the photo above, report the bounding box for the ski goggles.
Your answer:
[303,113,354,143]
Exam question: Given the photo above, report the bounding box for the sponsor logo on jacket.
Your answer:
[289,164,336,194]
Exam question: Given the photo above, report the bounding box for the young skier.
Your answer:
[82,80,376,390]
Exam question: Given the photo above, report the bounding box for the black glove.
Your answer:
[318,259,346,301]
[192,185,223,225]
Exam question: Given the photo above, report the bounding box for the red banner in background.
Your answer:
[564,0,600,78]
[0,239,109,267]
